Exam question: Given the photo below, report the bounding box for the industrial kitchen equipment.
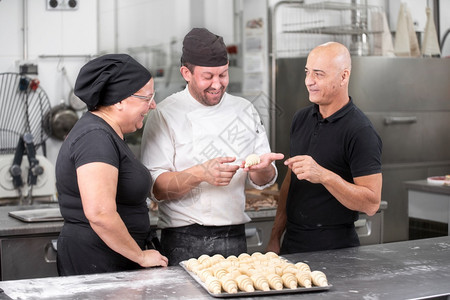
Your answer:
[0,73,51,154]
[269,1,450,243]
[0,73,56,205]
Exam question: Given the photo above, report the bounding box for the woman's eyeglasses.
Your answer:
[131,92,155,103]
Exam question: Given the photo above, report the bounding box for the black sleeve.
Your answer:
[348,125,382,178]
[70,129,120,169]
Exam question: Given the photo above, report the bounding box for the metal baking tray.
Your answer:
[8,208,63,222]
[180,260,332,298]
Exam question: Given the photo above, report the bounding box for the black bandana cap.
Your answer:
[181,28,228,67]
[74,54,152,111]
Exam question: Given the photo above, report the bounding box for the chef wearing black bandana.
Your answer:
[55,54,168,275]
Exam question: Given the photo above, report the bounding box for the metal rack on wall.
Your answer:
[268,0,385,148]
[268,3,450,244]
[270,0,384,59]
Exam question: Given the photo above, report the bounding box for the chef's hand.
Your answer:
[284,155,325,183]
[241,153,284,187]
[200,157,240,186]
[241,153,285,172]
[140,249,168,268]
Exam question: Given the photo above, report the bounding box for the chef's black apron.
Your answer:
[57,223,145,275]
[161,224,247,266]
[280,220,360,254]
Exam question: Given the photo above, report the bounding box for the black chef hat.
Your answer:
[181,28,228,67]
[74,54,151,111]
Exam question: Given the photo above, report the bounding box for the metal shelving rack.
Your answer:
[271,0,384,58]
[268,0,384,148]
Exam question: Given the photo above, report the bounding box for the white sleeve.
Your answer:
[246,104,278,189]
[140,108,174,201]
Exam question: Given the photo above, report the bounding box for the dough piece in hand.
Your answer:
[282,272,298,289]
[205,276,222,294]
[296,270,312,288]
[220,276,238,294]
[251,273,270,291]
[266,273,283,290]
[311,270,328,287]
[244,154,260,168]
[295,262,311,272]
[236,274,255,292]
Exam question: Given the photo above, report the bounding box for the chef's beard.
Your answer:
[189,85,226,107]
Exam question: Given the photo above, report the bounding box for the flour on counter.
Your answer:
[0,268,190,300]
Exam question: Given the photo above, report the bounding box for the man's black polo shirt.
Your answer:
[287,98,382,227]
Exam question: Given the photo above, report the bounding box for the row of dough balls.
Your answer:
[184,252,328,294]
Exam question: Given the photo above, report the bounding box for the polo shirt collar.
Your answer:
[312,97,354,123]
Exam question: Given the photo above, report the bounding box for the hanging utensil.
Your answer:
[42,65,80,141]
[43,100,79,141]
[62,66,86,111]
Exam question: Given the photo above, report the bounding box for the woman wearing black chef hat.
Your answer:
[55,54,168,275]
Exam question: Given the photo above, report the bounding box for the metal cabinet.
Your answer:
[245,217,275,254]
[356,211,384,246]
[0,234,58,280]
[245,205,386,254]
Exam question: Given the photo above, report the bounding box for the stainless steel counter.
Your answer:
[0,205,62,237]
[405,180,450,196]
[0,236,449,300]
[0,205,275,238]
[0,205,278,280]
[405,180,450,237]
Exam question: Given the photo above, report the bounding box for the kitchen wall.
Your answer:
[0,0,97,163]
[0,0,240,165]
[0,0,448,167]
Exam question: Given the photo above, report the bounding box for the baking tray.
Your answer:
[8,208,63,222]
[180,261,332,298]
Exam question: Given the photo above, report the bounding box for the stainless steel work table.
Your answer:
[405,180,450,235]
[0,236,449,300]
[0,205,275,237]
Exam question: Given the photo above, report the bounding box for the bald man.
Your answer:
[267,42,383,254]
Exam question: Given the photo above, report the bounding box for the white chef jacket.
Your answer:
[141,86,277,229]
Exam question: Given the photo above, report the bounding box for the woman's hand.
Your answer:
[139,249,168,268]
